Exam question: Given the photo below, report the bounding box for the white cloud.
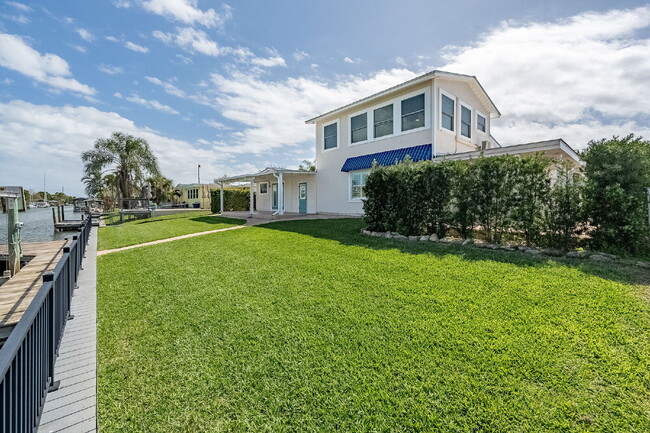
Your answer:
[112,0,130,7]
[0,33,95,95]
[105,35,119,42]
[175,54,193,64]
[98,64,124,75]
[439,5,650,148]
[125,93,179,114]
[1,13,29,24]
[144,75,186,98]
[1,78,13,84]
[141,0,232,28]
[202,119,230,129]
[70,44,87,53]
[125,41,149,53]
[343,56,354,64]
[293,50,309,61]
[5,1,31,12]
[207,68,418,154]
[75,28,94,42]
[250,55,286,68]
[153,27,221,56]
[0,100,238,194]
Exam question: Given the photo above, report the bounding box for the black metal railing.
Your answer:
[0,217,91,433]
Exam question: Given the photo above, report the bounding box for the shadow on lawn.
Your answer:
[134,215,244,225]
[261,218,650,288]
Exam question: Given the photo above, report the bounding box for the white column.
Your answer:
[278,172,284,215]
[220,182,224,214]
[249,179,254,216]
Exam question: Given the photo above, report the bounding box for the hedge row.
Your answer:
[210,188,253,213]
[363,154,584,248]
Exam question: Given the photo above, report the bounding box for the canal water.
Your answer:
[0,206,77,243]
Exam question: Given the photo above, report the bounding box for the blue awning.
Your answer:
[340,143,432,172]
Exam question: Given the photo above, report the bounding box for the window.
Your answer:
[477,113,486,133]
[373,104,393,138]
[401,93,425,132]
[259,182,268,194]
[441,94,455,131]
[324,122,338,150]
[350,113,367,143]
[350,172,369,200]
[461,105,472,138]
[187,188,198,199]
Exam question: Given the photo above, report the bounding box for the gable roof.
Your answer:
[305,70,501,124]
[341,144,432,172]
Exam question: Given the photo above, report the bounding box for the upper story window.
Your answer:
[373,104,393,138]
[441,94,455,131]
[324,122,338,150]
[461,105,472,138]
[477,113,486,133]
[401,93,425,132]
[350,113,368,144]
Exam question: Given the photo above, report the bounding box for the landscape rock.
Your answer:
[449,238,464,245]
[361,229,370,235]
[635,261,650,269]
[524,248,541,255]
[566,251,589,259]
[462,238,474,246]
[439,237,448,243]
[384,232,393,239]
[390,232,401,237]
[590,254,613,262]
[408,236,420,242]
[599,253,618,260]
[540,248,564,257]
[393,234,407,240]
[420,236,429,242]
[429,233,439,242]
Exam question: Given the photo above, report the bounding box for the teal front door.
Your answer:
[298,182,307,213]
[272,183,278,210]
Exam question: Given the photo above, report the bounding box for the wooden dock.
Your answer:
[0,240,67,340]
[54,220,85,231]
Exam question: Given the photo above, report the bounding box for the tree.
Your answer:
[582,134,650,254]
[299,159,316,171]
[82,167,103,198]
[81,132,160,205]
[147,174,175,204]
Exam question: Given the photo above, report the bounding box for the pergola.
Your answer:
[215,167,316,216]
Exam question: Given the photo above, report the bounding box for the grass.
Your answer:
[97,219,650,432]
[97,211,246,250]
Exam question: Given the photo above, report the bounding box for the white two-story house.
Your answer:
[217,70,581,216]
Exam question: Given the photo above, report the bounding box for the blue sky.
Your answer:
[1,0,649,196]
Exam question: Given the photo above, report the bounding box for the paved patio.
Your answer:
[222,211,359,226]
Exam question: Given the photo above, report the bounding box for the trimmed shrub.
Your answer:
[544,160,584,249]
[211,188,252,213]
[582,135,650,254]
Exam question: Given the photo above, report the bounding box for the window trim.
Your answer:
[348,110,370,146]
[373,103,394,139]
[322,119,340,152]
[349,170,370,202]
[459,101,473,140]
[349,88,430,147]
[259,181,269,194]
[476,110,487,134]
[439,89,456,134]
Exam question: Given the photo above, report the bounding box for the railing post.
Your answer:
[43,272,60,393]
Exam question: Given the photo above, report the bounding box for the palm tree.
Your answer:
[81,167,103,198]
[146,174,175,204]
[81,132,160,206]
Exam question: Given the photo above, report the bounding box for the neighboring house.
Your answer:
[175,183,219,209]
[217,70,582,216]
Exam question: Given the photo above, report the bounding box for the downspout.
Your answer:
[431,76,437,159]
[219,182,224,214]
[249,179,254,217]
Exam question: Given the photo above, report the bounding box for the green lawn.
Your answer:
[97,219,650,432]
[97,211,245,250]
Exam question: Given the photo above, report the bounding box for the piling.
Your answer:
[61,204,65,221]
[52,207,57,228]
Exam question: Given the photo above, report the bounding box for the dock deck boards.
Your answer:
[0,240,67,328]
[38,228,97,433]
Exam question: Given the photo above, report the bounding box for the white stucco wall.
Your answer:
[254,174,317,213]
[312,76,497,215]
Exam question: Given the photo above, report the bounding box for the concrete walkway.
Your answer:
[38,228,98,433]
[97,225,246,256]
